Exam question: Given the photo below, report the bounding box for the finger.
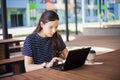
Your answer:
[52,58,58,63]
[55,58,64,62]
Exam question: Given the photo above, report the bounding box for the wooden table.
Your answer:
[1,49,120,80]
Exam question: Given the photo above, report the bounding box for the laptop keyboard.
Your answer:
[51,63,64,70]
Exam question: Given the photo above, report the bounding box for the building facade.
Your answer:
[0,0,119,28]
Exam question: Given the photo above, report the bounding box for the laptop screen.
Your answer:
[63,47,91,70]
[51,47,91,71]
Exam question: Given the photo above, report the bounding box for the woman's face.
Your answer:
[41,20,59,37]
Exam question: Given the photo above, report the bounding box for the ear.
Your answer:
[40,22,44,28]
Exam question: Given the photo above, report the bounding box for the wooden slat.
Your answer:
[9,45,23,50]
[0,56,24,65]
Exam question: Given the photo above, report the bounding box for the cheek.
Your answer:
[43,27,50,33]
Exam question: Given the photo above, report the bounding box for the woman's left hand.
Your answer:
[46,57,64,68]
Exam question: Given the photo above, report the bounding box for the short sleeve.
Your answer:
[22,35,33,57]
[59,35,66,51]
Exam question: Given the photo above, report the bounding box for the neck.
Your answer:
[38,31,47,38]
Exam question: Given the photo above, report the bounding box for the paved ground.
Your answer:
[65,33,120,55]
[3,26,119,57]
[10,32,120,58]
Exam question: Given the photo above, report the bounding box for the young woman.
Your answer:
[22,10,68,72]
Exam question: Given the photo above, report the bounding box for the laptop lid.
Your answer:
[62,47,91,70]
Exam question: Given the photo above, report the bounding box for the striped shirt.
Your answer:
[22,33,66,64]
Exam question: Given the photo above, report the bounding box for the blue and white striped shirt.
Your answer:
[22,33,66,64]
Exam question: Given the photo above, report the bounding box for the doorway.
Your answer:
[11,14,23,27]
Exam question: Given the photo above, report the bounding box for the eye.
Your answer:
[49,26,53,29]
[49,26,58,29]
[55,26,58,29]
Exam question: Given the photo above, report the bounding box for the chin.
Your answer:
[47,35,53,37]
[49,35,53,37]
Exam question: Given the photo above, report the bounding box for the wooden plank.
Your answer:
[9,45,23,50]
[9,45,23,53]
[0,39,24,44]
[0,56,24,65]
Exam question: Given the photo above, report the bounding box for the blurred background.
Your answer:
[0,0,120,38]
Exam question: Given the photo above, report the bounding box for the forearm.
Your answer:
[24,56,64,72]
[25,63,45,72]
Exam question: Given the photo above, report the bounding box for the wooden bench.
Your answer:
[8,39,23,53]
[9,45,23,53]
[0,56,25,76]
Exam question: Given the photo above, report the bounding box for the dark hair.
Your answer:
[33,10,61,57]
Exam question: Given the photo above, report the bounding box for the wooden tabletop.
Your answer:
[1,49,120,80]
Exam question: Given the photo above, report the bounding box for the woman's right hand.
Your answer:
[46,57,64,68]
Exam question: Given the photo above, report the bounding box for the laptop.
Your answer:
[51,47,91,71]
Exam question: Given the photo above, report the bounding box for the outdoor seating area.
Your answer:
[0,0,120,79]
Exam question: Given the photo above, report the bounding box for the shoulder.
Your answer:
[26,33,40,39]
[25,33,39,42]
[27,33,37,38]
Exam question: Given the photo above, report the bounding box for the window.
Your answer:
[86,0,90,5]
[40,0,46,3]
[93,9,98,16]
[86,9,90,16]
[94,0,97,5]
[101,0,105,5]
[51,0,57,3]
[29,0,36,3]
[30,9,36,18]
[77,0,81,4]
[77,9,81,14]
